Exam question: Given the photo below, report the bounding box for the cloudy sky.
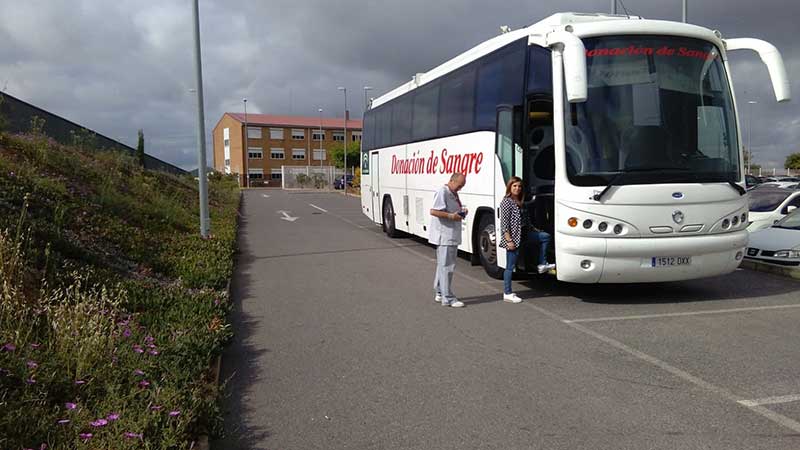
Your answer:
[1,0,798,172]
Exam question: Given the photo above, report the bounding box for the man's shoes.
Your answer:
[503,293,522,303]
[537,263,556,274]
[435,293,442,303]
[442,299,464,308]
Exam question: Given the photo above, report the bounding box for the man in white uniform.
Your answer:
[429,173,467,308]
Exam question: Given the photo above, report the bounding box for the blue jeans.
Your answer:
[503,230,552,294]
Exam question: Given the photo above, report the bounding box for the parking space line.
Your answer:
[739,394,800,407]
[563,304,800,323]
[308,203,328,213]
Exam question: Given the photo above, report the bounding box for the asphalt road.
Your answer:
[215,189,800,450]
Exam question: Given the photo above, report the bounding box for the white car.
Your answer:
[745,208,800,268]
[747,188,800,231]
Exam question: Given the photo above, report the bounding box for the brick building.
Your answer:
[212,113,362,187]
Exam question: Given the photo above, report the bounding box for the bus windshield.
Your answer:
[564,36,740,186]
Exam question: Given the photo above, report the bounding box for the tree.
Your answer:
[329,140,361,169]
[785,152,800,170]
[136,129,145,167]
[743,148,761,174]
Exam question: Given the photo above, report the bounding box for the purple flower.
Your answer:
[138,380,150,388]
[148,349,159,356]
[25,377,36,384]
[1,343,15,352]
[132,344,144,354]
[65,402,77,410]
[78,432,92,440]
[147,343,157,349]
[144,335,155,344]
[75,379,86,385]
[169,410,181,417]
[57,419,70,424]
[124,432,143,439]
[122,328,132,338]
[30,343,41,349]
[26,360,38,369]
[90,418,108,427]
[107,412,120,421]
[150,405,162,411]
[133,369,145,376]
[214,298,221,306]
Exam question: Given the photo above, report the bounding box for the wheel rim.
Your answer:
[384,203,393,230]
[479,223,497,265]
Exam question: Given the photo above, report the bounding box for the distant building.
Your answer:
[212,113,362,187]
[0,92,185,175]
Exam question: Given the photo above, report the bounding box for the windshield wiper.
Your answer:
[593,167,688,202]
[726,179,746,196]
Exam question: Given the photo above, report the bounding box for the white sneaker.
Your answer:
[435,293,442,303]
[537,263,556,274]
[449,300,465,308]
[503,293,522,303]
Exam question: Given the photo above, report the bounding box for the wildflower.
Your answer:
[144,335,155,344]
[30,343,41,349]
[124,432,143,439]
[133,369,145,376]
[26,360,38,369]
[214,298,221,306]
[57,419,70,424]
[75,379,86,385]
[138,380,150,388]
[65,402,77,410]
[26,377,36,384]
[122,328,132,338]
[90,418,108,427]
[78,432,92,440]
[169,410,181,417]
[148,349,159,356]
[132,344,144,354]
[107,412,120,421]
[150,405,162,411]
[1,343,15,352]
[147,343,157,349]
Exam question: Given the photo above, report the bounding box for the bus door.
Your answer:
[493,105,524,271]
[523,95,556,236]
[370,151,380,224]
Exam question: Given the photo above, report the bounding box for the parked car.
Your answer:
[747,187,800,230]
[759,181,800,189]
[745,208,800,267]
[334,174,354,190]
[745,174,761,190]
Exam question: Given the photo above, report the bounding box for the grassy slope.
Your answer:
[0,130,239,449]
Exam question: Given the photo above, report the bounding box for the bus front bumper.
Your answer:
[555,230,748,283]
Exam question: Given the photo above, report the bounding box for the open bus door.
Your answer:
[370,152,380,224]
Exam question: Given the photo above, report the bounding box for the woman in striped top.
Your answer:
[499,176,555,303]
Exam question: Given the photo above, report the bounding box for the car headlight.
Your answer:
[774,250,800,259]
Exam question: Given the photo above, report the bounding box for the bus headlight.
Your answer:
[580,259,592,269]
[582,219,593,229]
[741,213,747,223]
[722,219,730,229]
[598,222,608,232]
[732,215,739,226]
[613,224,623,234]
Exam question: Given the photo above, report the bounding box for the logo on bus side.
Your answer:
[390,148,484,175]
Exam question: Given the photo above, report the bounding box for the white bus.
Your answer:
[360,12,790,283]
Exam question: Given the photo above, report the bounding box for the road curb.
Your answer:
[740,259,800,280]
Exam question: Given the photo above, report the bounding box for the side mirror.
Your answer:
[725,38,791,102]
[786,205,798,214]
[546,31,587,103]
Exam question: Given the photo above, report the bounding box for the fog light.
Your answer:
[722,219,730,229]
[741,213,747,223]
[580,259,592,269]
[568,217,578,227]
[582,219,593,229]
[598,222,608,232]
[735,251,743,261]
[732,216,739,226]
[613,224,623,234]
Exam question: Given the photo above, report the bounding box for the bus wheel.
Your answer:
[477,213,503,279]
[382,197,400,238]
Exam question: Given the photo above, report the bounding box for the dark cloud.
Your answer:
[1,0,798,170]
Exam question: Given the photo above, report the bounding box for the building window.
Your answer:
[291,129,305,140]
[271,169,282,179]
[248,169,264,179]
[292,149,306,160]
[313,131,325,141]
[248,148,263,159]
[313,149,326,160]
[224,138,230,147]
[269,128,284,139]
[352,131,362,142]
[247,127,262,139]
[270,148,285,159]
[224,159,231,166]
[333,131,345,141]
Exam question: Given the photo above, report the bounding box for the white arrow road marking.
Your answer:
[262,194,271,198]
[277,210,298,222]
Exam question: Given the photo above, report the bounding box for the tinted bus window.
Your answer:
[439,67,476,135]
[392,94,413,144]
[363,112,376,150]
[376,105,393,148]
[475,40,526,130]
[412,82,440,141]
[526,46,552,94]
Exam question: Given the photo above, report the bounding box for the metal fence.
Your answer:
[281,166,354,190]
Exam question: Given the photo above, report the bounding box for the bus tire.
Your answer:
[477,213,503,279]
[382,197,401,238]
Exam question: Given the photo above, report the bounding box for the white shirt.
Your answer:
[428,185,462,246]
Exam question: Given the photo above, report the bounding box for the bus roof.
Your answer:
[371,12,722,109]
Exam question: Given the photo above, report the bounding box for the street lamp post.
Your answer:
[338,87,348,192]
[318,108,323,167]
[191,0,210,238]
[747,100,757,175]
[243,98,249,188]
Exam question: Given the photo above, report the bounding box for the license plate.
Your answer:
[650,256,692,267]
